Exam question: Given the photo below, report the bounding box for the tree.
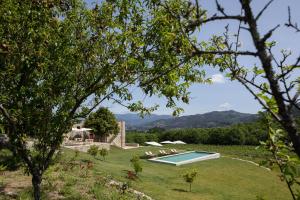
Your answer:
[142,1,300,198]
[146,0,300,158]
[84,107,119,141]
[0,1,211,199]
[182,170,198,192]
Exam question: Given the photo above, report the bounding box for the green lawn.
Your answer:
[0,145,291,200]
[83,145,289,200]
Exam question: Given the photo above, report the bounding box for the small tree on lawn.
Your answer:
[183,170,198,192]
[99,148,108,161]
[130,155,142,176]
[84,107,119,142]
[87,145,98,158]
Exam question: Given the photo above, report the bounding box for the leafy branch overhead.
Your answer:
[260,115,300,199]
[148,0,300,159]
[0,1,213,199]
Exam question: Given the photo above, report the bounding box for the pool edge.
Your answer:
[148,151,221,166]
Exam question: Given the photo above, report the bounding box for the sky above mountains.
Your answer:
[85,0,300,115]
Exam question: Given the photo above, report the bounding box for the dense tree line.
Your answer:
[126,122,268,146]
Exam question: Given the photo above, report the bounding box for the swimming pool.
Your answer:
[149,151,220,166]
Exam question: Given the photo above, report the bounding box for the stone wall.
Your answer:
[64,142,110,152]
[110,121,126,148]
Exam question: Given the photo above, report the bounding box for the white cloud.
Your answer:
[218,102,232,110]
[211,74,225,84]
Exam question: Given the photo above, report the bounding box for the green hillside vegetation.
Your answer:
[127,121,268,146]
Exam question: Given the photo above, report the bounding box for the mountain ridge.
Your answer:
[115,113,172,130]
[116,110,259,130]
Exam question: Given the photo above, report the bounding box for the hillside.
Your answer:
[139,110,258,129]
[115,113,172,130]
[116,110,258,130]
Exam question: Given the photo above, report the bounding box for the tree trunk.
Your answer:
[32,174,42,200]
[189,183,192,192]
[240,0,300,158]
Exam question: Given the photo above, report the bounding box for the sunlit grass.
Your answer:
[1,145,290,200]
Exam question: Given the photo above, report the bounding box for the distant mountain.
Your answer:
[115,113,172,130]
[116,106,300,130]
[138,110,259,130]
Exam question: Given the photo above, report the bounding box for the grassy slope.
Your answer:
[70,145,288,200]
[0,145,290,200]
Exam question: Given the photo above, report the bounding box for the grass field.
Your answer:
[0,145,291,200]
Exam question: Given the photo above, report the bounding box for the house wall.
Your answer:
[66,121,127,149]
[110,121,126,148]
[120,121,126,147]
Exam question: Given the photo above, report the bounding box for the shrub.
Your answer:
[74,149,79,158]
[130,155,142,176]
[87,145,99,158]
[99,148,108,160]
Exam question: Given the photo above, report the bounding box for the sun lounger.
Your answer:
[159,150,165,155]
[145,151,155,157]
[162,150,168,154]
[170,149,178,154]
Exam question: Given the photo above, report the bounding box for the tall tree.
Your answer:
[0,0,211,199]
[145,0,300,156]
[84,107,119,141]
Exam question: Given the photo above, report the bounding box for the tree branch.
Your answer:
[255,0,274,21]
[0,104,16,125]
[192,49,258,57]
[236,77,281,122]
[240,0,300,158]
[0,104,34,171]
[285,7,300,32]
[215,0,227,16]
[187,15,246,31]
[261,24,280,43]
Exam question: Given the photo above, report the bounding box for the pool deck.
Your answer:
[148,151,220,166]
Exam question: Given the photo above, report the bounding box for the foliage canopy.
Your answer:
[84,107,119,138]
[0,0,213,199]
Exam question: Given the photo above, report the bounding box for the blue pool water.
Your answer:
[157,152,212,163]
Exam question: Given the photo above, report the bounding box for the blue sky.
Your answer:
[85,0,300,115]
